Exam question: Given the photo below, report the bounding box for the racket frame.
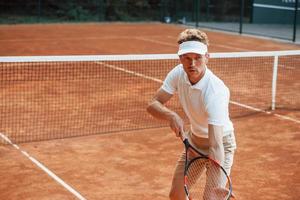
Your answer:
[182,134,233,200]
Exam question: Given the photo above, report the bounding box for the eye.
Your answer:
[182,56,191,61]
[195,55,202,60]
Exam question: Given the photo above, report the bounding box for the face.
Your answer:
[179,52,209,83]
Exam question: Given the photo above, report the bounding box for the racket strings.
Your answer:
[186,158,231,200]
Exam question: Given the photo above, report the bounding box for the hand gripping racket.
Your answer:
[180,131,234,200]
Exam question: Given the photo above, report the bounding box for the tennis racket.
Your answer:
[180,131,233,200]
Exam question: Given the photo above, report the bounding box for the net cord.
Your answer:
[0,50,300,63]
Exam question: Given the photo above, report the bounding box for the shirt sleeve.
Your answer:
[161,65,180,95]
[206,91,230,126]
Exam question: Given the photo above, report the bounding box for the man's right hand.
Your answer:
[169,114,184,137]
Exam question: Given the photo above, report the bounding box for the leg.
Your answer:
[170,132,207,200]
[169,151,187,200]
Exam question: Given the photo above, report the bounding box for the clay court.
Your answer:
[0,23,299,200]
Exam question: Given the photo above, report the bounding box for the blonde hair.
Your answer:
[177,29,209,46]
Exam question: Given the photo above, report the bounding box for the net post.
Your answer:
[271,55,279,111]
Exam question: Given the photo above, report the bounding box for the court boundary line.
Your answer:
[0,35,254,52]
[0,132,86,200]
[96,61,300,124]
[136,36,254,51]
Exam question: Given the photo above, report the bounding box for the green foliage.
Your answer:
[0,0,254,24]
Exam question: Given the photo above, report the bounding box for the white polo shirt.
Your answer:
[161,64,234,138]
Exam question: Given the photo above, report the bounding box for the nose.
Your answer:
[191,59,197,67]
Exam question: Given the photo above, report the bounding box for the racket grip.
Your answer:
[179,130,187,141]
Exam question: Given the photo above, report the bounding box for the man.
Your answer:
[146,29,237,200]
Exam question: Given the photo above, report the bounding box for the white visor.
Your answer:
[177,41,208,56]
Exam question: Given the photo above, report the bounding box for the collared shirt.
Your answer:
[161,64,234,137]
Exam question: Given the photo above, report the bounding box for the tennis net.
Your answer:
[0,50,299,144]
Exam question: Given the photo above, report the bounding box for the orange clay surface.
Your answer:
[0,23,299,200]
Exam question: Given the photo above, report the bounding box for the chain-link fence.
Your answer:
[0,0,166,23]
[0,0,299,42]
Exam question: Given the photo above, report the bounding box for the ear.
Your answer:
[205,52,210,59]
[178,55,183,63]
[205,53,210,64]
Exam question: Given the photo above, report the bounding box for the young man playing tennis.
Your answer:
[147,29,236,200]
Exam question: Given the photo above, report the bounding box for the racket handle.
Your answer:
[179,130,187,141]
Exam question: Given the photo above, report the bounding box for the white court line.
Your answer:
[96,61,300,124]
[0,36,135,42]
[273,114,300,124]
[95,61,164,83]
[0,36,174,44]
[212,44,251,52]
[135,37,178,47]
[136,36,253,52]
[0,132,86,200]
[230,101,300,123]
[0,35,254,52]
[142,35,256,51]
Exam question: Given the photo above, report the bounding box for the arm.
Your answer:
[204,124,226,199]
[208,124,224,165]
[146,88,184,137]
[207,124,227,197]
